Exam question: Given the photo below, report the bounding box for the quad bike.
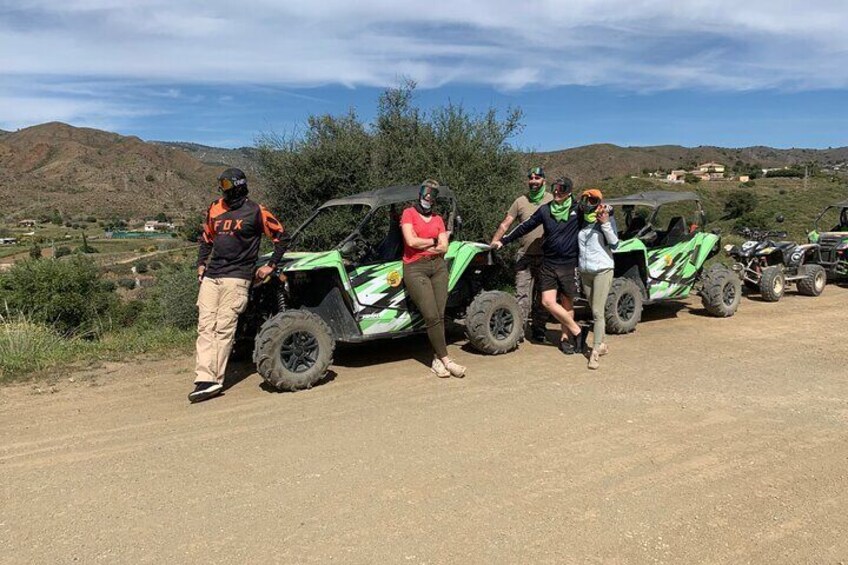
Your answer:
[602,191,742,334]
[235,184,523,391]
[724,222,825,302]
[808,199,848,282]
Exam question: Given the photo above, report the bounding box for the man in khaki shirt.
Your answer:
[490,166,553,343]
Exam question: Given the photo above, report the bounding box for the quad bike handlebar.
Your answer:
[735,227,788,240]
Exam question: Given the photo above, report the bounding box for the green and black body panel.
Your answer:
[277,241,491,342]
[814,232,848,279]
[613,232,720,302]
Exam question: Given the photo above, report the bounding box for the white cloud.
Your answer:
[0,0,845,92]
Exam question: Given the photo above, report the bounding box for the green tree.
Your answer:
[724,191,759,219]
[257,81,525,247]
[29,244,41,260]
[683,173,701,184]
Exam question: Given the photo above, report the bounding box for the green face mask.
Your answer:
[549,196,573,222]
[528,183,547,204]
[584,212,597,224]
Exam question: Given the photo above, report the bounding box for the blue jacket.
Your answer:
[502,202,582,265]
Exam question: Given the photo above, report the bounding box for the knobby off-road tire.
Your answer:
[796,264,826,296]
[759,265,785,302]
[700,265,742,317]
[605,277,643,335]
[253,310,335,391]
[465,291,524,354]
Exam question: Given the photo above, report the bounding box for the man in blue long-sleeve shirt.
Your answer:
[492,177,584,354]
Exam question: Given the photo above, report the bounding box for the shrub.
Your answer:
[683,173,701,184]
[724,191,759,220]
[149,261,163,271]
[54,246,72,258]
[258,80,524,248]
[0,256,115,335]
[117,278,137,290]
[141,264,198,330]
[741,180,756,188]
[29,244,41,260]
[0,312,69,381]
[134,261,149,274]
[146,174,156,182]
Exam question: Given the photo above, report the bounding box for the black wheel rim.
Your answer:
[618,293,635,321]
[280,331,319,373]
[489,307,515,341]
[722,282,737,306]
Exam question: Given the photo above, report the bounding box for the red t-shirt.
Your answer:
[401,207,446,264]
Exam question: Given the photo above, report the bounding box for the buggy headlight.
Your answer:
[723,244,734,253]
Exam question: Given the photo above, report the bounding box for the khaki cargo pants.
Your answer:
[195,277,251,385]
[515,251,547,327]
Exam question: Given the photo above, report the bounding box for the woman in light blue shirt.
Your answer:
[577,189,618,369]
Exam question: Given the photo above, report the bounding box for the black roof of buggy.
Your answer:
[319,184,455,209]
[605,191,701,208]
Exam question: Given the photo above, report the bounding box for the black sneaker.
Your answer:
[558,337,575,355]
[188,382,223,403]
[530,327,548,344]
[578,324,590,354]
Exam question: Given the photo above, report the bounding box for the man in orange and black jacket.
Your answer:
[189,167,289,403]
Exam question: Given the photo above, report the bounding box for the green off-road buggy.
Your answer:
[602,191,742,333]
[237,185,523,391]
[808,199,848,282]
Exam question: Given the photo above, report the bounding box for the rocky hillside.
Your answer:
[0,123,244,220]
[2,121,846,220]
[531,144,848,187]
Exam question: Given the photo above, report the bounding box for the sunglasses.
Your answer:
[582,196,601,206]
[218,177,246,191]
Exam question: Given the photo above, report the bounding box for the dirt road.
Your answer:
[2,287,847,564]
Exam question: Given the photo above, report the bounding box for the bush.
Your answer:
[134,261,149,274]
[0,256,115,335]
[141,264,198,330]
[0,313,69,381]
[146,174,156,183]
[149,261,163,271]
[29,244,41,260]
[741,180,756,188]
[683,173,701,184]
[258,80,524,248]
[117,278,137,290]
[54,246,72,258]
[724,191,759,220]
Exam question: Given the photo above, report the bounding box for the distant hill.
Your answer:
[2,121,846,221]
[530,144,848,187]
[151,141,263,179]
[0,123,257,220]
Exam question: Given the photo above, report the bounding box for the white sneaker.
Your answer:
[444,358,466,378]
[431,358,451,378]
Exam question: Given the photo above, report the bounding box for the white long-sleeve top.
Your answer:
[578,218,619,273]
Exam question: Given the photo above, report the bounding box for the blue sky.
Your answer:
[1,1,847,150]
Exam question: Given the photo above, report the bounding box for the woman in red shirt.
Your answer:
[401,180,466,378]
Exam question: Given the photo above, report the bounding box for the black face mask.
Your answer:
[223,186,248,208]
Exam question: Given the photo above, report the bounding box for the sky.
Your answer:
[1,0,846,151]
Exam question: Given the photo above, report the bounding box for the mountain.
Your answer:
[531,144,848,187]
[2,121,846,220]
[0,123,253,220]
